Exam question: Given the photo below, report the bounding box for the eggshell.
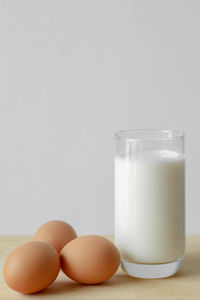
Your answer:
[60,235,120,284]
[3,241,60,294]
[33,220,77,253]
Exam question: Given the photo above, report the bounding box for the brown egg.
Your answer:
[3,241,60,294]
[33,220,77,253]
[60,235,120,284]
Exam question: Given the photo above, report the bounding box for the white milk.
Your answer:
[115,150,185,264]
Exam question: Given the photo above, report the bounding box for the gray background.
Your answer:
[0,0,199,235]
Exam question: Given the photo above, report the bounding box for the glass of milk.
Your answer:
[114,129,185,279]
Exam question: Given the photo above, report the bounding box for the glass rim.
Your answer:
[114,129,185,142]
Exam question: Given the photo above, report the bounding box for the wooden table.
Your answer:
[0,235,200,299]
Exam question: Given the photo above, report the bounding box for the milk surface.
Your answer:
[115,150,185,264]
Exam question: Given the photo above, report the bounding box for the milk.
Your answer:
[115,150,185,264]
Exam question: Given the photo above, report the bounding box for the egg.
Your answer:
[3,241,60,294]
[60,235,120,284]
[33,220,77,253]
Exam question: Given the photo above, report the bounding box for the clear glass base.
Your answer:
[121,257,183,279]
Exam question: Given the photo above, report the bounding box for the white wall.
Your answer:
[0,0,199,235]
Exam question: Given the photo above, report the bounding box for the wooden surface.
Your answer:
[1,236,200,299]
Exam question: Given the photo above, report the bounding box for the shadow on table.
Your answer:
[29,274,135,296]
[40,280,87,296]
[35,272,154,297]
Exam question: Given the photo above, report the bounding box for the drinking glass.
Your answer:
[114,129,185,278]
